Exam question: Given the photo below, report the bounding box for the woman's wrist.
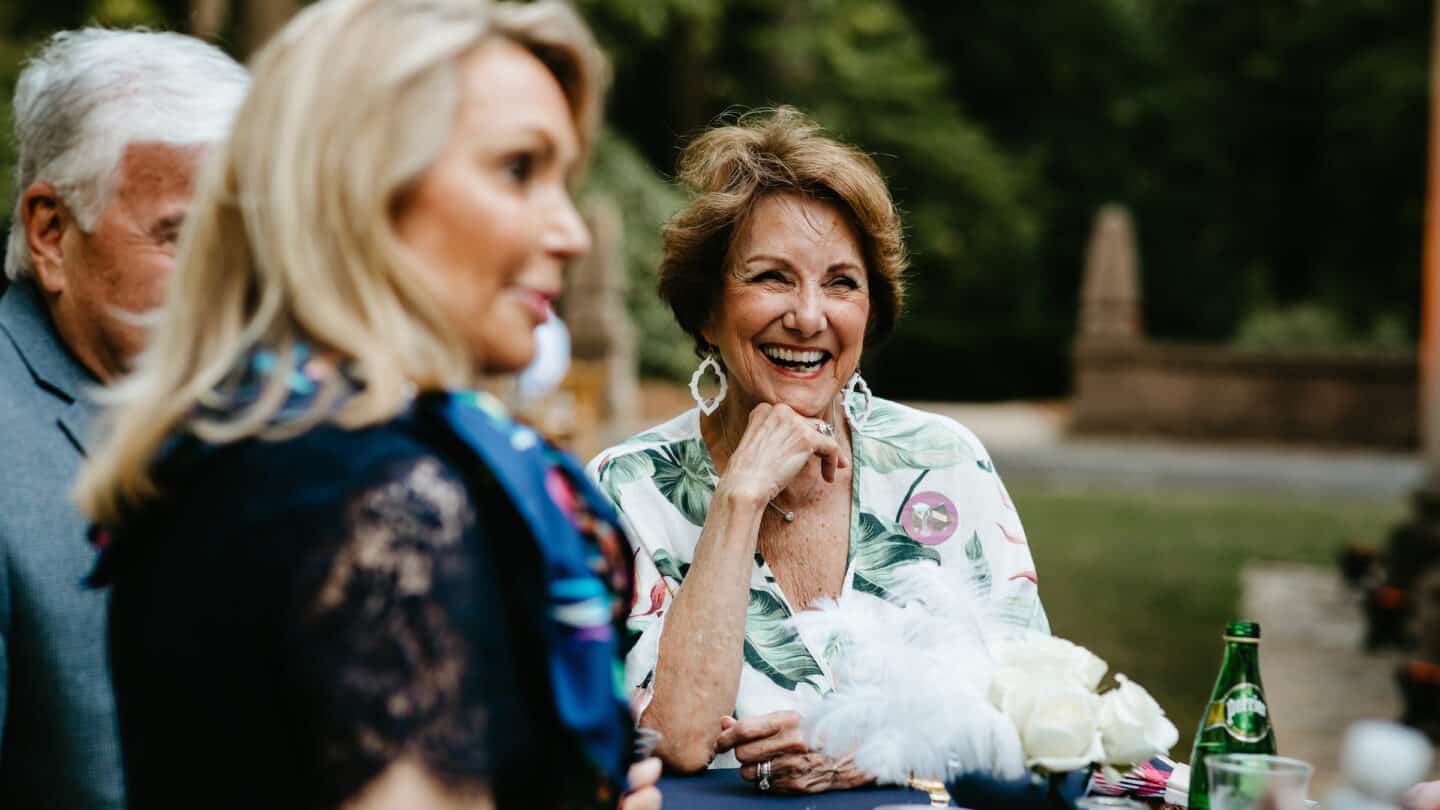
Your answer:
[713,479,768,513]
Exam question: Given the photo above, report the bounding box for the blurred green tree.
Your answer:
[581,0,1045,398]
[1144,0,1428,342]
[585,0,1429,398]
[909,0,1428,375]
[583,128,694,379]
[0,0,1428,398]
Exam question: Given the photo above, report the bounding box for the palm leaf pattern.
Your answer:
[996,591,1049,633]
[851,510,941,602]
[649,547,690,583]
[964,531,992,598]
[853,401,977,473]
[593,398,1048,719]
[595,450,655,506]
[645,440,716,527]
[743,588,825,692]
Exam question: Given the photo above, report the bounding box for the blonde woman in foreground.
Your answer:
[74,1,659,808]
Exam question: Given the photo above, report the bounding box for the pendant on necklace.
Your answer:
[766,500,795,522]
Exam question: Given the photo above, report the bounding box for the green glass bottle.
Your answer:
[1188,621,1277,810]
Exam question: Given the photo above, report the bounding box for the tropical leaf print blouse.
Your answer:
[586,398,1048,766]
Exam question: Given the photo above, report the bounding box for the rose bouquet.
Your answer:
[792,563,1178,790]
[989,635,1179,777]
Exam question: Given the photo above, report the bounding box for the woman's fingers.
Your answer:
[740,752,832,794]
[717,706,806,755]
[716,710,799,753]
[621,758,664,810]
[726,717,875,795]
[713,715,739,752]
[817,435,838,483]
[619,786,662,810]
[1403,781,1440,810]
[733,726,808,763]
[733,404,844,495]
[627,758,662,791]
[734,710,801,742]
[792,413,841,484]
[714,716,739,754]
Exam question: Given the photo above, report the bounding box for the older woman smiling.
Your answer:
[589,108,1049,793]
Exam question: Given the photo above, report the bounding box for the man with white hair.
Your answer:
[0,29,247,808]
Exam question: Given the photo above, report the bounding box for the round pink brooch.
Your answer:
[900,491,959,545]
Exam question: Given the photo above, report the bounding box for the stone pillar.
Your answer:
[1070,204,1144,436]
[560,195,639,456]
[1077,204,1143,343]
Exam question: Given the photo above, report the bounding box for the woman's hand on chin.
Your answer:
[718,712,873,794]
[719,403,847,503]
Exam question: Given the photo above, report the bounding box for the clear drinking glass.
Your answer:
[1206,753,1314,810]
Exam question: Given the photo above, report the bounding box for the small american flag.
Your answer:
[1091,755,1179,799]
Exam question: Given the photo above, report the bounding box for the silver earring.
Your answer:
[843,372,872,431]
[689,353,727,416]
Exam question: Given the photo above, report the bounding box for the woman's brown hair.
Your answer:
[658,107,907,355]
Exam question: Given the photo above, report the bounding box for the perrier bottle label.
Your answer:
[1189,622,1277,810]
[1202,682,1270,743]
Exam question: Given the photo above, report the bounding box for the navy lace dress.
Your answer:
[90,364,634,809]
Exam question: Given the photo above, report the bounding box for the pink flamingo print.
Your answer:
[633,579,668,618]
[997,479,1016,512]
[997,522,1027,545]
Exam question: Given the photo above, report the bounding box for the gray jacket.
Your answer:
[0,280,124,808]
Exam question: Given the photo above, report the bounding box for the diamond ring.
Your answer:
[758,759,772,791]
[815,420,834,438]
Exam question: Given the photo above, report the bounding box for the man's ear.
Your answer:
[21,183,70,295]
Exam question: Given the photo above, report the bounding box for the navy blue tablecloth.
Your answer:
[658,769,930,809]
[658,767,1092,810]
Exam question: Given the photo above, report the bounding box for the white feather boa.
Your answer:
[790,562,1027,785]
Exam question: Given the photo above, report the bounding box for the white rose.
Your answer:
[1021,683,1105,771]
[992,674,1104,772]
[991,669,1048,731]
[992,635,1109,692]
[1097,674,1180,765]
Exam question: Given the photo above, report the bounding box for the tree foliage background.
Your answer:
[0,0,1429,399]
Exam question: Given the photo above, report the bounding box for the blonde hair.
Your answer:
[659,107,908,356]
[76,0,608,524]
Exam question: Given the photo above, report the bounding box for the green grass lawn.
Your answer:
[1010,482,1405,758]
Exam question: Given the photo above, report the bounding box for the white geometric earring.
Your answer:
[842,372,872,432]
[689,353,728,416]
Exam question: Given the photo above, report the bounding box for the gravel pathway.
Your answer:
[913,401,1422,499]
[1241,562,1417,796]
